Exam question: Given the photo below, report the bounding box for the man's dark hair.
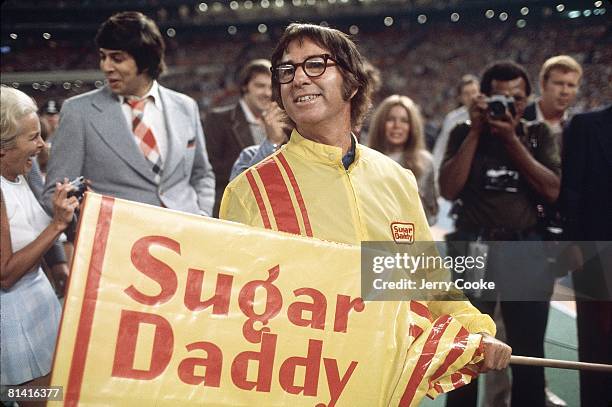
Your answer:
[238,59,272,96]
[95,11,166,80]
[480,60,531,97]
[270,23,374,128]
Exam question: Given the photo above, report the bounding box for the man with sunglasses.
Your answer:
[221,22,511,393]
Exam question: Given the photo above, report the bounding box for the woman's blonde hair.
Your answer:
[1,85,38,150]
[368,94,426,178]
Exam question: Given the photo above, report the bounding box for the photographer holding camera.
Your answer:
[439,61,561,407]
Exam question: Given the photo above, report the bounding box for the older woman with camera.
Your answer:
[1,86,78,388]
[369,95,439,225]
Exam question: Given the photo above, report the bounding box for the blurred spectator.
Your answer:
[431,75,479,246]
[203,59,290,217]
[355,59,382,143]
[432,74,479,172]
[525,55,583,258]
[37,100,61,175]
[524,55,583,143]
[39,99,61,137]
[368,95,439,225]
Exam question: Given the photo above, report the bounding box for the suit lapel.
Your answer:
[159,86,186,181]
[90,88,154,182]
[232,104,255,149]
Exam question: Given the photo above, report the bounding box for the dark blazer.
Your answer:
[561,105,612,240]
[560,105,612,299]
[203,102,255,217]
[560,105,612,406]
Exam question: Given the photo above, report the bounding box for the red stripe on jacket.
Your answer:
[256,158,301,235]
[246,171,271,229]
[276,152,313,237]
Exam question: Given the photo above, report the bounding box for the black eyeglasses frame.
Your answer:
[271,54,341,84]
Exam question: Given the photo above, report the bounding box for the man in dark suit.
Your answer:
[204,59,289,217]
[44,11,215,216]
[561,105,612,407]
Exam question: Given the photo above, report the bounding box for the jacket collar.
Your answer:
[89,85,186,183]
[285,129,361,169]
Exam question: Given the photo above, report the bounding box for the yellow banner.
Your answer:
[50,193,483,406]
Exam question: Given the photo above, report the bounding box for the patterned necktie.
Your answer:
[126,97,163,183]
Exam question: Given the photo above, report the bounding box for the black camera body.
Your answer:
[67,176,87,201]
[486,95,516,119]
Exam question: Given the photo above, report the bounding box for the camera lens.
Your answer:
[488,101,506,117]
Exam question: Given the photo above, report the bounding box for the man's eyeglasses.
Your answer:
[272,54,339,84]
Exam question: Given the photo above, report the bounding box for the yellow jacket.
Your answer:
[221,130,495,335]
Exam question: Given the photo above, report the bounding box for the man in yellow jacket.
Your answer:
[221,23,511,373]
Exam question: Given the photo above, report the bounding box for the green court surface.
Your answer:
[420,304,579,407]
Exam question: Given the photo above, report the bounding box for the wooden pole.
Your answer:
[510,356,612,372]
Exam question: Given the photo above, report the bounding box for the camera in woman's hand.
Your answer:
[67,176,87,201]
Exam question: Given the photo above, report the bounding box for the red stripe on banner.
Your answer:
[49,192,91,385]
[409,323,424,340]
[399,314,453,407]
[450,372,465,389]
[276,152,313,237]
[256,158,300,235]
[65,196,115,406]
[410,300,432,321]
[470,338,485,371]
[246,171,271,229]
[429,326,470,383]
[474,339,485,358]
[459,367,479,378]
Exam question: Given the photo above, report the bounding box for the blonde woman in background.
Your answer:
[1,86,78,391]
[369,95,439,225]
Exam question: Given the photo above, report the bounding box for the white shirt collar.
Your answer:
[239,98,261,125]
[118,80,163,110]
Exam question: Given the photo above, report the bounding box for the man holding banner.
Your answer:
[220,22,511,383]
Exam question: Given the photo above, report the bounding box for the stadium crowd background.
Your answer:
[2,0,610,143]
